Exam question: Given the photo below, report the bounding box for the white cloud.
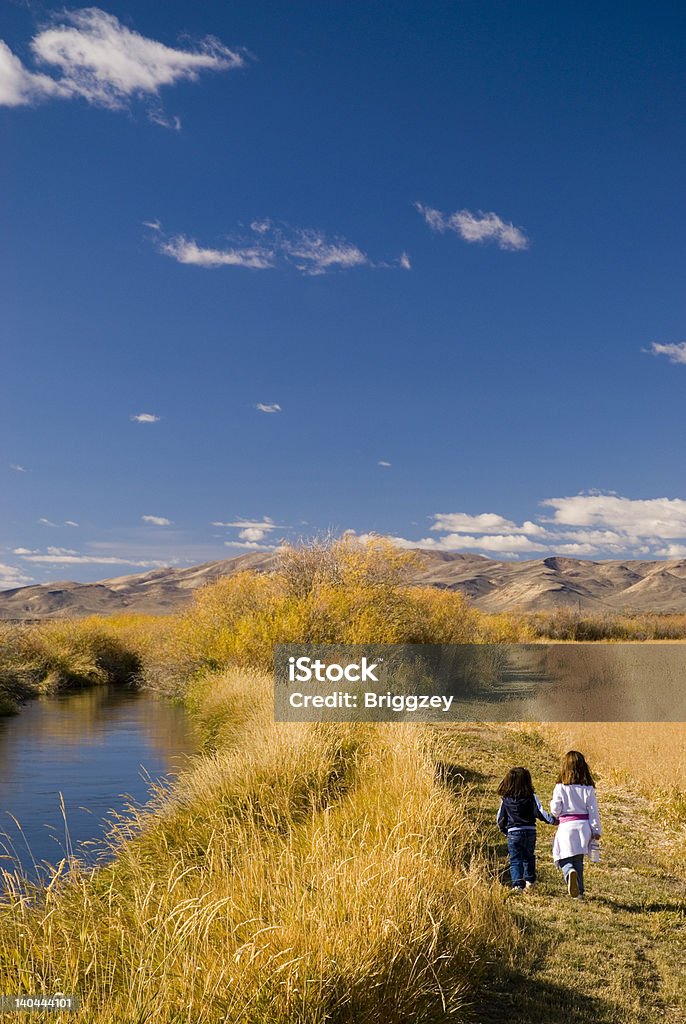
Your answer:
[541,494,686,540]
[64,520,80,527]
[142,515,172,526]
[13,547,38,555]
[378,460,392,467]
[239,526,270,542]
[655,544,686,557]
[161,236,275,270]
[362,492,686,561]
[431,512,521,535]
[17,551,169,566]
[38,517,58,527]
[0,562,34,589]
[281,229,367,274]
[0,39,65,106]
[9,463,26,472]
[212,517,279,530]
[415,203,529,251]
[213,517,282,544]
[132,412,160,423]
[647,342,686,365]
[255,402,281,413]
[213,516,284,544]
[148,108,182,131]
[0,9,244,113]
[456,534,544,554]
[390,532,545,554]
[156,219,401,275]
[224,540,276,551]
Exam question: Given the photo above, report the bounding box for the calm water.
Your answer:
[0,687,198,881]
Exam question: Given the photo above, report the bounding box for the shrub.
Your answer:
[150,537,484,680]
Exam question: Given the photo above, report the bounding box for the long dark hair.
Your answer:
[497,766,534,799]
[558,750,595,787]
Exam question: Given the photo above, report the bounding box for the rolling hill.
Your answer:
[4,550,686,619]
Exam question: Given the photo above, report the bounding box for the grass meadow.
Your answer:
[0,537,684,1022]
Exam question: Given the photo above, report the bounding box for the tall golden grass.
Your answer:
[526,608,686,641]
[0,618,140,712]
[544,722,686,791]
[0,668,519,1023]
[2,537,686,1019]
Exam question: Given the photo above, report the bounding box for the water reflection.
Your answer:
[0,688,197,881]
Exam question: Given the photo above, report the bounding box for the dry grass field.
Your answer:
[0,538,684,1022]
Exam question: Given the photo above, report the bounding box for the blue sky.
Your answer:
[3,0,686,587]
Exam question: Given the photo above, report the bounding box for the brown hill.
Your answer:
[3,550,686,619]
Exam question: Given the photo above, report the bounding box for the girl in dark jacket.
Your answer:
[497,766,556,891]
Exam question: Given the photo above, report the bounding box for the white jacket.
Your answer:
[550,783,601,862]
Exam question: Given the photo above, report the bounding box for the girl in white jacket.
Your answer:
[550,750,601,900]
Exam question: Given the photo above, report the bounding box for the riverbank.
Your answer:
[0,667,519,1022]
[0,619,141,715]
[0,668,683,1022]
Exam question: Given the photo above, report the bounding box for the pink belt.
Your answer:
[559,814,589,822]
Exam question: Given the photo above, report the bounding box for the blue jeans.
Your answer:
[558,854,585,895]
[507,830,537,888]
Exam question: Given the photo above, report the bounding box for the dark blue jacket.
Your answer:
[497,794,555,833]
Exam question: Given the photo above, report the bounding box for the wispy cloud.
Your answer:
[38,517,79,527]
[255,402,281,414]
[280,229,368,274]
[415,203,529,251]
[0,8,245,116]
[646,341,686,365]
[0,562,33,589]
[153,219,404,275]
[141,515,173,526]
[147,108,182,131]
[9,463,27,472]
[64,520,79,528]
[132,412,161,423]
[378,460,392,467]
[224,540,277,551]
[160,236,275,270]
[16,548,169,566]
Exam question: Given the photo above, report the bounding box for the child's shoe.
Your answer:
[566,869,579,898]
[525,881,536,890]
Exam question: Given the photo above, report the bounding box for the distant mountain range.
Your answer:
[4,550,686,619]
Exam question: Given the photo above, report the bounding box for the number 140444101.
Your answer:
[0,994,80,1012]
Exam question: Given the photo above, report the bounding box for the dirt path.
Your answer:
[433,723,686,1024]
